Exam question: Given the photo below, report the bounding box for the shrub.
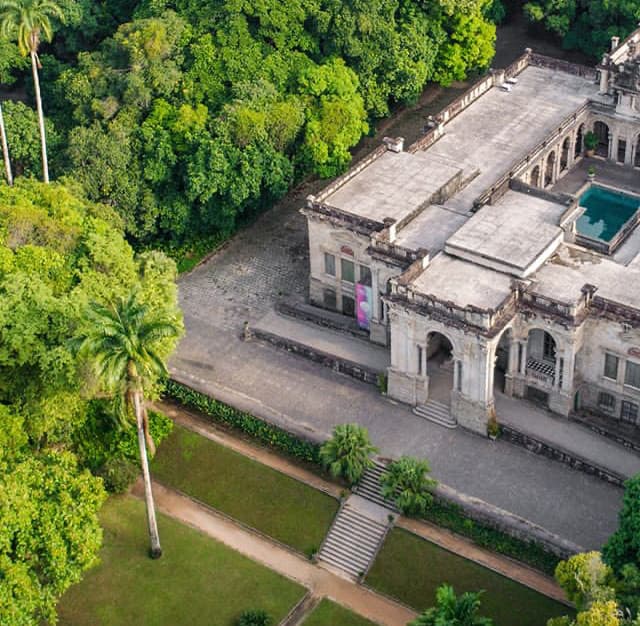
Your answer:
[237,610,272,626]
[319,423,378,485]
[96,457,139,493]
[377,373,388,394]
[584,131,598,151]
[164,380,321,464]
[380,456,437,516]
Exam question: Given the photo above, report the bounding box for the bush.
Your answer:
[237,610,272,626]
[380,456,437,517]
[164,380,321,464]
[319,423,378,485]
[584,131,598,151]
[96,457,139,493]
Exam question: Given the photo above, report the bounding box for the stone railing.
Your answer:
[520,290,582,324]
[303,197,385,235]
[368,238,428,268]
[591,295,640,327]
[509,178,575,207]
[529,53,598,80]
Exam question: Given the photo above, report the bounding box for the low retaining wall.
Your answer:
[434,483,583,559]
[251,327,382,385]
[569,413,640,454]
[500,424,625,487]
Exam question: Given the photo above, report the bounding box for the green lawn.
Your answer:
[365,528,572,626]
[57,497,305,626]
[302,599,378,626]
[150,425,339,555]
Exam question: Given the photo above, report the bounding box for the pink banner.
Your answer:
[356,284,372,330]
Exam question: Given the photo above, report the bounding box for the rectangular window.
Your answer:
[456,361,462,392]
[324,253,335,276]
[417,345,423,375]
[625,361,640,389]
[359,265,372,286]
[323,288,336,310]
[604,353,619,380]
[379,299,385,321]
[598,392,615,411]
[342,295,355,317]
[618,139,627,164]
[341,258,355,283]
[621,400,639,424]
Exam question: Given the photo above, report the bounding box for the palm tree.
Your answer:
[0,0,65,183]
[379,456,437,517]
[74,292,180,558]
[0,101,13,184]
[319,423,378,485]
[409,585,494,626]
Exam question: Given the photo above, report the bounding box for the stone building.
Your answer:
[301,29,640,434]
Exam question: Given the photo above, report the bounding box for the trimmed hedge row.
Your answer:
[164,380,321,464]
[164,379,560,575]
[423,498,560,575]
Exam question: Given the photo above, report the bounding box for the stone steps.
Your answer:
[354,461,399,511]
[317,502,389,580]
[413,400,458,429]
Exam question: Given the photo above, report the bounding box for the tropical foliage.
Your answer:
[408,584,494,626]
[319,423,378,485]
[380,456,437,516]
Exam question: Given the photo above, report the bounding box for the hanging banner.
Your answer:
[356,284,372,330]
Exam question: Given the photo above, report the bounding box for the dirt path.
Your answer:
[132,480,415,626]
[154,401,568,604]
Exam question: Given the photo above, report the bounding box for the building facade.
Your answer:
[302,32,640,434]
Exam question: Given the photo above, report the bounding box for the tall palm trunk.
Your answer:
[30,50,48,183]
[133,390,162,559]
[0,101,13,185]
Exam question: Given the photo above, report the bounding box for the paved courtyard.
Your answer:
[172,178,634,550]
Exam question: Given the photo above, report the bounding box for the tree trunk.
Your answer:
[133,390,162,559]
[142,403,156,457]
[30,51,49,183]
[0,102,13,186]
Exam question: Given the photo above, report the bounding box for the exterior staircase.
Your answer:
[413,400,458,429]
[316,500,390,580]
[354,460,399,511]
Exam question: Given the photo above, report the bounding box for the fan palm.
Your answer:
[0,0,65,183]
[74,291,180,558]
[409,584,494,626]
[319,423,378,485]
[380,456,437,517]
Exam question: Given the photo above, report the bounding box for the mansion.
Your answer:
[301,29,640,434]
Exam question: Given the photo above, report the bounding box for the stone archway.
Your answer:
[560,137,570,172]
[544,151,556,187]
[525,328,557,406]
[530,165,540,187]
[426,331,454,406]
[594,121,610,158]
[575,124,584,158]
[493,328,513,394]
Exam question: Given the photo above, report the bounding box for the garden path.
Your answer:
[132,480,416,626]
[155,401,567,603]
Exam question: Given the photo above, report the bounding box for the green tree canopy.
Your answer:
[409,584,494,626]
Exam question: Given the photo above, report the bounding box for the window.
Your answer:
[604,353,619,380]
[618,138,627,164]
[621,400,639,424]
[324,253,335,276]
[543,333,556,362]
[359,265,372,286]
[323,288,336,310]
[342,295,355,317]
[417,345,423,375]
[598,392,615,411]
[341,258,355,283]
[625,361,640,388]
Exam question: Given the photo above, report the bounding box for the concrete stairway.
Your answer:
[316,499,390,580]
[413,400,458,429]
[354,461,399,511]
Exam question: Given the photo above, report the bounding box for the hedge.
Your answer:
[163,380,321,464]
[423,498,561,575]
[164,379,560,575]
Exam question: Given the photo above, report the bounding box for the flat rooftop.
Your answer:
[323,150,461,224]
[445,190,566,277]
[394,204,469,252]
[532,245,640,309]
[410,253,513,311]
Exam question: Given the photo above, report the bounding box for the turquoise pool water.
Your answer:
[577,186,640,242]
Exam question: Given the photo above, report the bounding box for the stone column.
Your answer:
[504,339,519,396]
[625,138,633,166]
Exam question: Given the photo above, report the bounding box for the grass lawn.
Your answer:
[365,528,572,626]
[302,599,378,626]
[57,497,305,626]
[150,425,339,555]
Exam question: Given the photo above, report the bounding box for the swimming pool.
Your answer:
[577,185,640,242]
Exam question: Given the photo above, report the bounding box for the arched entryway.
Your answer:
[530,165,540,187]
[575,124,584,158]
[544,151,556,187]
[525,329,557,405]
[560,137,570,172]
[594,121,610,158]
[426,331,454,405]
[493,328,513,393]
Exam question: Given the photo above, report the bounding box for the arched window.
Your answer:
[574,124,584,158]
[530,165,540,187]
[594,121,610,157]
[544,152,556,187]
[560,137,570,172]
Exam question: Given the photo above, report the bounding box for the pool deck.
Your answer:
[552,158,640,197]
